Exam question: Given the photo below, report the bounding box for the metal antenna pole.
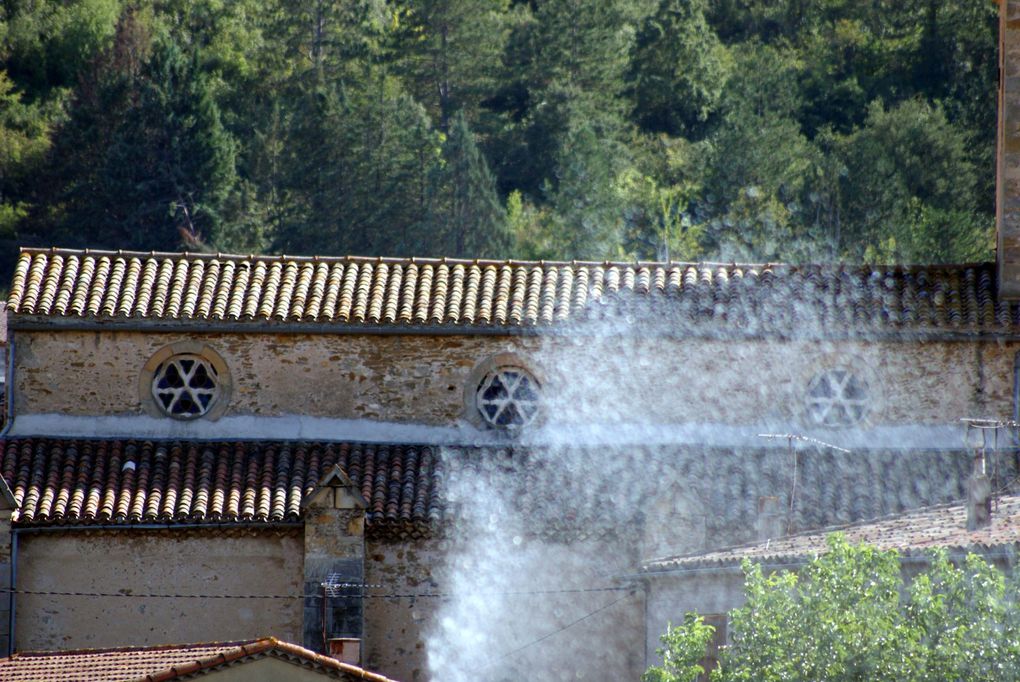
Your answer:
[756,433,853,536]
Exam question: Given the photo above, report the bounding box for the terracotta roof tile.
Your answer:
[0,439,441,536]
[0,440,989,541]
[0,638,399,681]
[8,248,1020,334]
[644,494,1020,573]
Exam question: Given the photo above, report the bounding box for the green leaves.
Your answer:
[0,0,999,265]
[647,536,1020,682]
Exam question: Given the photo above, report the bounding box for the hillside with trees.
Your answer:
[0,0,999,273]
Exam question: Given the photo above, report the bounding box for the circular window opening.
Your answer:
[151,354,220,419]
[476,367,541,429]
[806,368,868,427]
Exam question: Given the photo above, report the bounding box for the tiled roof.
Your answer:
[0,439,986,542]
[7,248,1018,335]
[0,439,441,537]
[643,494,1020,573]
[0,637,398,681]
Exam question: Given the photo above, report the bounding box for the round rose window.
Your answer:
[476,367,541,429]
[806,368,868,427]
[151,354,220,419]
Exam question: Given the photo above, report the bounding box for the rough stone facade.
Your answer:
[14,531,303,651]
[11,329,1014,427]
[363,535,645,682]
[0,509,11,655]
[1002,0,1020,297]
[303,474,367,653]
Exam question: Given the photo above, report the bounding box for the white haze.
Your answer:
[424,291,980,681]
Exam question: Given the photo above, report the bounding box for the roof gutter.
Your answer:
[9,315,1020,343]
[10,521,304,535]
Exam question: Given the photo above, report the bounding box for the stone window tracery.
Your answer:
[152,354,220,419]
[476,367,541,429]
[140,342,231,421]
[806,368,868,427]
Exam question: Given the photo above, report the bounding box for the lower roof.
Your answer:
[0,438,987,543]
[0,637,397,681]
[0,439,440,538]
[643,493,1020,573]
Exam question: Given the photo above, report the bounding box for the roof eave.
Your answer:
[8,313,1017,342]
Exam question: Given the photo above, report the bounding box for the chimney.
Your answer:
[998,0,1020,297]
[328,637,361,666]
[756,496,786,541]
[967,451,992,530]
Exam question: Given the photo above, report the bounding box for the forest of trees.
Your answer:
[0,0,1000,273]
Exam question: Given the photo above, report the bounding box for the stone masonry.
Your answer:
[303,467,367,656]
[1001,0,1020,296]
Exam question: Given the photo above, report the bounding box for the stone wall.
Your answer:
[0,511,10,655]
[11,330,1016,427]
[1001,0,1020,297]
[364,535,646,682]
[14,530,303,651]
[645,572,746,667]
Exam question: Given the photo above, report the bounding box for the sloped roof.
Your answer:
[6,248,1017,336]
[643,494,1020,573]
[0,438,984,541]
[0,637,398,681]
[0,439,441,538]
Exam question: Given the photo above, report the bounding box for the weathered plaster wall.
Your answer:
[15,531,303,651]
[645,573,746,665]
[11,330,1017,427]
[364,536,645,682]
[13,331,533,424]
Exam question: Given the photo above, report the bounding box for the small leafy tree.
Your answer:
[644,535,1020,682]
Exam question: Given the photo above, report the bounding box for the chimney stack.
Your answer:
[998,0,1020,297]
[967,451,992,530]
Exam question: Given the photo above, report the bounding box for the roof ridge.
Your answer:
[13,245,996,271]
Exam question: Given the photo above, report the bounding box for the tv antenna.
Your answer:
[758,433,852,534]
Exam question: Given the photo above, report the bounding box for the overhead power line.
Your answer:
[2,584,633,602]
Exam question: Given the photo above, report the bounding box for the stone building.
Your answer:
[0,249,1009,681]
[0,2,1016,680]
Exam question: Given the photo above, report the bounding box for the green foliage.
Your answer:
[0,0,1000,264]
[390,0,510,131]
[420,110,511,258]
[840,99,984,261]
[629,0,731,138]
[273,76,440,257]
[37,25,239,251]
[645,536,1020,682]
[643,612,717,682]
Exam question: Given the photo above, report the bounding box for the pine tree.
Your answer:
[274,77,440,257]
[628,0,730,138]
[390,0,510,132]
[38,23,239,251]
[547,123,626,260]
[421,110,510,258]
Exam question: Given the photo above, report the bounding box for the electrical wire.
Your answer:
[0,584,634,601]
[484,592,634,668]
